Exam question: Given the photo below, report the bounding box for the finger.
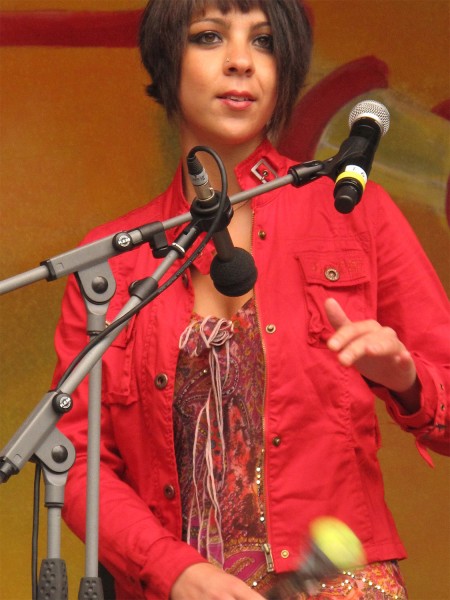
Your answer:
[324,297,352,331]
[363,327,405,357]
[337,328,403,366]
[328,319,382,354]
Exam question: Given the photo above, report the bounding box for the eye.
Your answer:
[254,34,274,52]
[189,30,222,46]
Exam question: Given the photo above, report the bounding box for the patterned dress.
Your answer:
[173,298,408,599]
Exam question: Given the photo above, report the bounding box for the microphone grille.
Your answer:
[349,100,390,136]
[310,516,366,570]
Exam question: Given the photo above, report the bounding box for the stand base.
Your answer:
[38,559,68,600]
[78,577,104,600]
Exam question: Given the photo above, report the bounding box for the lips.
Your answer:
[222,95,253,102]
[218,91,255,110]
[219,91,255,102]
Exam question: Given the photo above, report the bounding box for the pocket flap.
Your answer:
[296,246,370,287]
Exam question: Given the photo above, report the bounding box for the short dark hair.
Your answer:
[138,0,312,139]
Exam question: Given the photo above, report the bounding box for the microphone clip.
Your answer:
[189,192,233,236]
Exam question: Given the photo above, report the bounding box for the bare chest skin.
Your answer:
[190,202,254,319]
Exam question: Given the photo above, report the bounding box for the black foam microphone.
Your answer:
[186,153,257,297]
[265,517,366,599]
[333,100,390,214]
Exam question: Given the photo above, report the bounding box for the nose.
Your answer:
[224,42,255,76]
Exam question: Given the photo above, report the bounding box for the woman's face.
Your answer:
[178,6,277,152]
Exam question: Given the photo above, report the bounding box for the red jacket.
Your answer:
[54,140,450,599]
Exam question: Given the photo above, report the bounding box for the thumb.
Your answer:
[324,297,351,331]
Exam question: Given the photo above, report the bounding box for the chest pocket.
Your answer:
[295,239,372,348]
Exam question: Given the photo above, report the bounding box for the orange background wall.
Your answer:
[0,2,449,599]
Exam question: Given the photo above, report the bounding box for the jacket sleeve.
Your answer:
[54,270,206,599]
[368,184,450,460]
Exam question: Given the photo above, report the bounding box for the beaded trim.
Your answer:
[253,561,407,599]
[319,569,405,599]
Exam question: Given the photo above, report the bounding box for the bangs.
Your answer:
[189,0,267,16]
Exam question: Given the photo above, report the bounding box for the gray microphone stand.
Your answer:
[0,157,327,600]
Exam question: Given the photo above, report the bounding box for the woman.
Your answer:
[54,1,450,599]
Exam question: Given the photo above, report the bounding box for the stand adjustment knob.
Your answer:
[52,393,73,414]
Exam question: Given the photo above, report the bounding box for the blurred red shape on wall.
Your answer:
[278,55,389,161]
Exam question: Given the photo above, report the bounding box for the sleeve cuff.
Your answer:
[370,355,449,462]
[381,356,445,430]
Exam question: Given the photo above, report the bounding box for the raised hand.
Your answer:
[325,298,420,413]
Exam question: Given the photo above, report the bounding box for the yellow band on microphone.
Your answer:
[336,169,367,190]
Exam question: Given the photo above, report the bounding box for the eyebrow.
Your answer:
[190,17,271,30]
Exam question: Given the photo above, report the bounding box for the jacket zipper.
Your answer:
[262,542,275,573]
[252,208,275,574]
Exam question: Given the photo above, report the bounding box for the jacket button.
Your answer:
[272,436,281,447]
[281,549,290,559]
[258,230,267,240]
[155,373,169,389]
[265,324,276,334]
[324,267,340,282]
[163,484,176,499]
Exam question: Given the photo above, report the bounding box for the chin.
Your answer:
[212,127,264,148]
